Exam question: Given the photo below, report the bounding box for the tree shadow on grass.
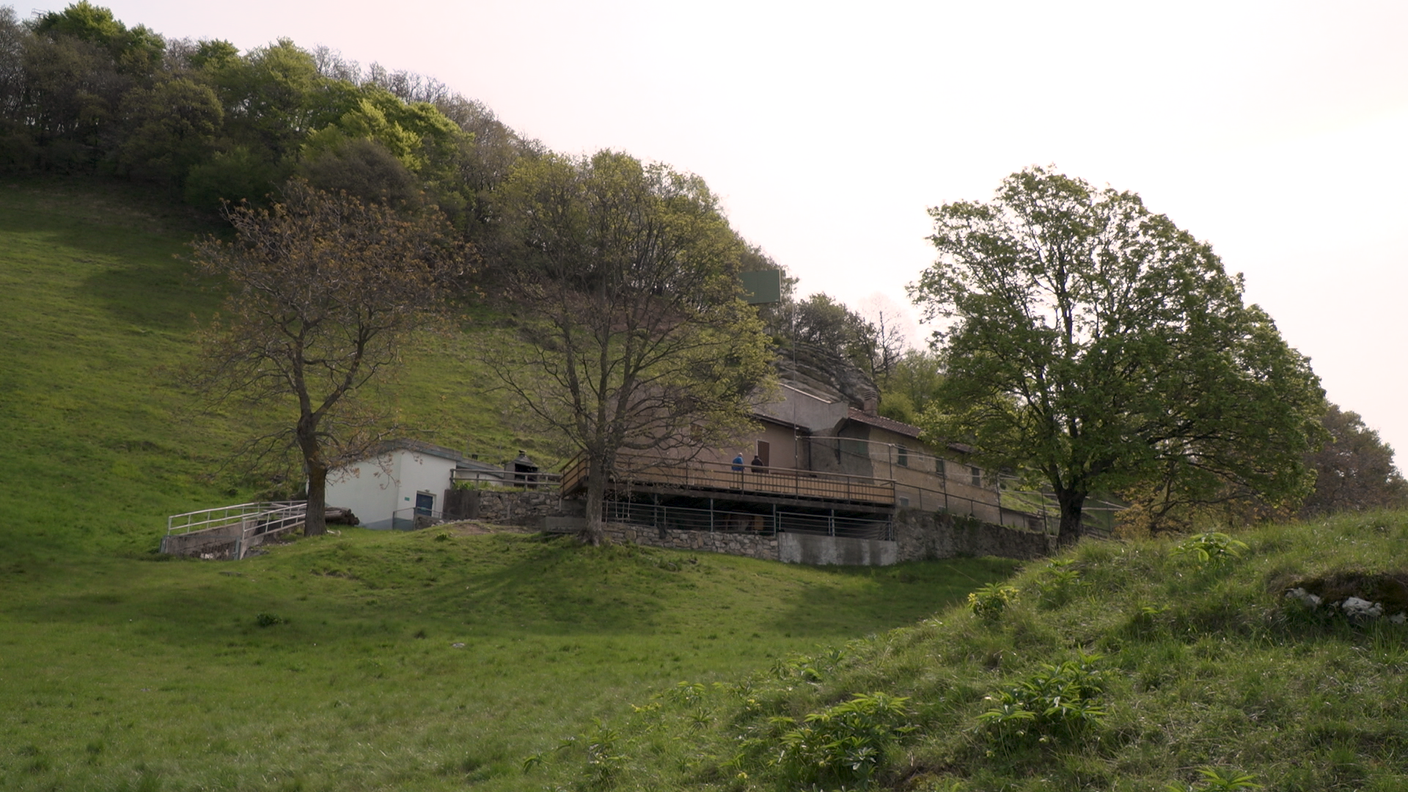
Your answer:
[0,178,223,333]
[761,556,1023,639]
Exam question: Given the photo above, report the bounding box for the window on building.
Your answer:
[970,466,982,487]
[897,445,908,467]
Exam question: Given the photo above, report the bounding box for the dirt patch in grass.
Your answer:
[1272,569,1408,614]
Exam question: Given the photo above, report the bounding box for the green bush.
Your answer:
[1173,532,1249,565]
[968,582,1020,619]
[978,653,1107,743]
[772,692,915,787]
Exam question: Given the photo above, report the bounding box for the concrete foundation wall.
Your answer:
[160,519,277,560]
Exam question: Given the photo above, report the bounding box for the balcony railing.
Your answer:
[561,453,895,507]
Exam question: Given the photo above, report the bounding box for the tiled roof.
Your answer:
[845,408,922,439]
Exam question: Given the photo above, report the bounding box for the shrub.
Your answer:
[978,653,1107,743]
[968,583,1020,619]
[1173,532,1249,565]
[772,692,915,786]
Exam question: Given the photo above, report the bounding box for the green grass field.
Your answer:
[0,527,1017,790]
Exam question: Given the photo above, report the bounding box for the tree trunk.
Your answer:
[305,463,328,537]
[580,454,607,546]
[1055,487,1086,548]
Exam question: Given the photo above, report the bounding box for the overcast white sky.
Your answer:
[26,0,1408,457]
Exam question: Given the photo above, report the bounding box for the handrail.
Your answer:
[162,501,308,560]
[450,468,562,487]
[165,501,305,536]
[565,451,896,506]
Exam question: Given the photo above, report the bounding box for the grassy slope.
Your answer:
[575,513,1408,791]
[0,527,1017,791]
[0,178,1021,790]
[0,177,542,561]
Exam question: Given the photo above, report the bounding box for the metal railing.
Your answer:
[604,500,892,541]
[565,453,895,506]
[165,501,305,536]
[162,501,307,559]
[450,468,561,488]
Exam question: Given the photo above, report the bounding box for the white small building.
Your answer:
[325,440,508,530]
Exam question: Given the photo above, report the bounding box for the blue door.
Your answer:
[415,492,434,516]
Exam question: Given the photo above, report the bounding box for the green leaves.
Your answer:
[1172,531,1249,565]
[772,692,915,786]
[911,167,1325,541]
[967,582,1020,619]
[979,653,1108,743]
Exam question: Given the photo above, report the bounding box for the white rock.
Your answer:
[1390,613,1406,625]
[1340,597,1384,619]
[1285,587,1322,607]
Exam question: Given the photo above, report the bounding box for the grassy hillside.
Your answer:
[543,512,1408,791]
[0,177,537,559]
[0,178,1022,790]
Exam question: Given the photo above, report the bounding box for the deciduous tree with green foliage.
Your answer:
[1300,403,1408,517]
[489,150,773,544]
[910,167,1324,545]
[185,182,470,535]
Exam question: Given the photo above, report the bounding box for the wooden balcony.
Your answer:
[560,453,896,508]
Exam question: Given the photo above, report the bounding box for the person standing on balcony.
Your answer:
[751,454,766,474]
[732,453,745,488]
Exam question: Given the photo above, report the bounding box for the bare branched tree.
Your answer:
[489,150,773,544]
[184,182,471,534]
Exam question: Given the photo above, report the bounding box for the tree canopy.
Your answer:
[910,167,1324,544]
[488,150,773,544]
[0,2,537,229]
[1300,403,1408,517]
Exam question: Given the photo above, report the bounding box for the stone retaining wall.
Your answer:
[600,522,781,561]
[442,488,576,527]
[895,508,1055,562]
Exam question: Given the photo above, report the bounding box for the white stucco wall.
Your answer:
[325,449,456,529]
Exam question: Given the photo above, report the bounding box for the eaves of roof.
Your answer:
[845,408,922,439]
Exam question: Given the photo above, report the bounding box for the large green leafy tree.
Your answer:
[490,150,773,544]
[910,167,1324,545]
